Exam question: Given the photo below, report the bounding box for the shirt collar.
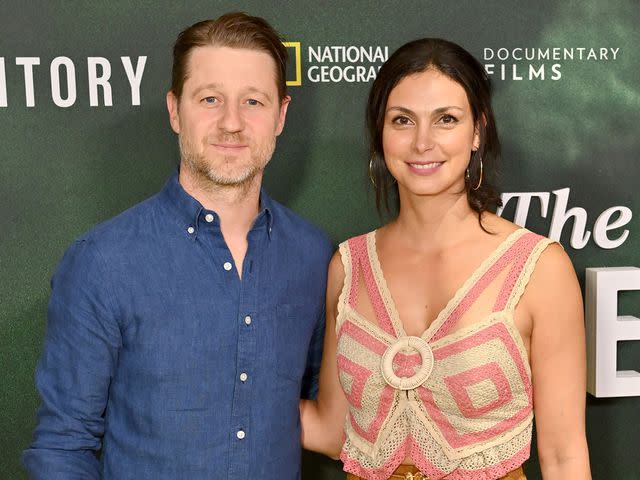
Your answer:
[160,169,274,239]
[258,188,275,238]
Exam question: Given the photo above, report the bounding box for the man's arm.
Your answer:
[301,304,326,400]
[22,238,121,479]
[300,251,349,459]
[300,234,333,401]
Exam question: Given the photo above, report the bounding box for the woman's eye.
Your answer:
[438,114,458,125]
[392,115,412,125]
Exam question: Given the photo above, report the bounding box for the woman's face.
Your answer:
[382,68,480,199]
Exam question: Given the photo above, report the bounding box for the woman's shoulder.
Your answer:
[336,229,376,248]
[480,212,523,238]
[480,214,580,323]
[482,212,567,269]
[329,229,379,302]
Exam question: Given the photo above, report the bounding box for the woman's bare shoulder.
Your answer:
[328,249,345,281]
[480,212,522,238]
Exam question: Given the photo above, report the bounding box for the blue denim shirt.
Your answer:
[22,172,333,479]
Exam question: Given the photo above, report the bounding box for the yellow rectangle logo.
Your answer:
[283,41,302,86]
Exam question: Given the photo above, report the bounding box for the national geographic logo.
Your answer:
[284,41,388,85]
[284,42,302,86]
[483,46,620,81]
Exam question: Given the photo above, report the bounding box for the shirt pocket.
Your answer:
[273,303,317,382]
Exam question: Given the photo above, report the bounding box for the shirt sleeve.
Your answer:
[22,238,121,479]
[300,237,334,400]
[300,303,326,400]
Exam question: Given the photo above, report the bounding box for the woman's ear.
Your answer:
[473,114,486,151]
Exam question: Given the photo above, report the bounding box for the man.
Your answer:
[23,12,332,479]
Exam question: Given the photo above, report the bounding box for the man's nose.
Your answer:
[218,103,243,133]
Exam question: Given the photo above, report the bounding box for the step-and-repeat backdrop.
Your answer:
[1,1,638,478]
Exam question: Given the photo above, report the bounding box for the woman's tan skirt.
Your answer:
[346,464,526,480]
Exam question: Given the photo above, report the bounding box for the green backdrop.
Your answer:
[2,1,639,478]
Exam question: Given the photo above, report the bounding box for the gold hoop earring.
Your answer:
[369,158,376,187]
[472,158,483,191]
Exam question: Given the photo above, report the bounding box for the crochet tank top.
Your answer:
[336,228,553,480]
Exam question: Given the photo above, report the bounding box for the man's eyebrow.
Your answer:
[191,83,221,98]
[245,86,273,103]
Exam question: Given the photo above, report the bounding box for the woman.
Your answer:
[300,38,591,479]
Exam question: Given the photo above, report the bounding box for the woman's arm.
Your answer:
[300,251,350,459]
[525,243,591,479]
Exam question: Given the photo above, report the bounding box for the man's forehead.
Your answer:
[183,45,278,86]
[187,45,276,70]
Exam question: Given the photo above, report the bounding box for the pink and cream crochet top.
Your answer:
[336,228,553,480]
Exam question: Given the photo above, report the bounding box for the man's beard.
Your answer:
[179,132,275,188]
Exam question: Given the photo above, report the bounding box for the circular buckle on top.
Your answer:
[381,336,434,390]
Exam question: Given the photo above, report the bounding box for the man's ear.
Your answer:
[166,91,181,134]
[275,95,291,136]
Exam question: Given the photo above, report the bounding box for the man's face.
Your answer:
[167,46,290,188]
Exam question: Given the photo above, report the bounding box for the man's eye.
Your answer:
[247,99,262,106]
[202,96,217,105]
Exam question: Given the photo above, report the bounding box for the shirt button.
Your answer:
[239,372,248,382]
[244,315,252,325]
[223,262,232,271]
[205,213,214,223]
[236,430,246,440]
[187,226,195,234]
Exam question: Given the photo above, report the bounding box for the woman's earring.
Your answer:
[472,157,483,191]
[369,158,376,187]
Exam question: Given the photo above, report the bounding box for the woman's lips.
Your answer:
[407,161,443,175]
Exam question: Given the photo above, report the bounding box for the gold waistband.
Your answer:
[346,465,526,480]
